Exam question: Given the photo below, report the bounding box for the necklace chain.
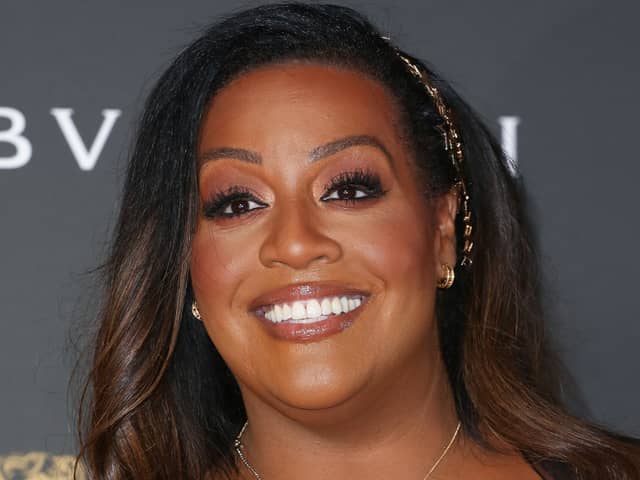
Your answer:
[233,420,461,480]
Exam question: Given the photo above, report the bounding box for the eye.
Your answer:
[221,198,265,217]
[320,168,387,204]
[203,186,268,220]
[322,185,370,201]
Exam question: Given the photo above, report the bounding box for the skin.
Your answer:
[190,63,540,480]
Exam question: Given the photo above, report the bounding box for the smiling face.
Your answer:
[190,63,457,416]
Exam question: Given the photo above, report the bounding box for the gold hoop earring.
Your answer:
[191,300,202,320]
[437,264,455,289]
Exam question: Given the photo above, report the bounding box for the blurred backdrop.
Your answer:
[1,0,638,460]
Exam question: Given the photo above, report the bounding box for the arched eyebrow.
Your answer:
[308,135,394,164]
[198,147,262,165]
[198,134,393,167]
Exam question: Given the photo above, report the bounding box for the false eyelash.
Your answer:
[202,185,266,219]
[202,168,386,220]
[321,168,387,202]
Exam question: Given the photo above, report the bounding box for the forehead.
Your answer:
[198,63,406,154]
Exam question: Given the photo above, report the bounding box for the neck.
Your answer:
[236,346,460,480]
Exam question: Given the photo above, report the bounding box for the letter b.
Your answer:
[0,107,32,169]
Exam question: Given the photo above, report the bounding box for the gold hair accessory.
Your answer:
[437,263,455,289]
[396,51,474,266]
[191,300,202,320]
[234,420,461,480]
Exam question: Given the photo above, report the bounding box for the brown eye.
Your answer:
[336,186,365,200]
[226,199,253,215]
[219,197,265,217]
[328,186,367,201]
[320,168,386,204]
[203,187,268,219]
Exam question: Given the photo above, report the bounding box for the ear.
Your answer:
[432,187,459,272]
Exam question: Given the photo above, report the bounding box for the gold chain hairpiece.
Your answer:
[395,50,474,267]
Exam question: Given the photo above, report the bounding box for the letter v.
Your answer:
[51,108,121,171]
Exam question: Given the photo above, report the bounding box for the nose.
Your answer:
[259,200,342,270]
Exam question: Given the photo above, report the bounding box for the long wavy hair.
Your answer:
[75,3,640,479]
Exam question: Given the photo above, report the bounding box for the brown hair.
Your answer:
[75,3,640,479]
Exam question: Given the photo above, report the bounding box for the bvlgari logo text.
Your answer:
[0,107,121,171]
[0,107,520,173]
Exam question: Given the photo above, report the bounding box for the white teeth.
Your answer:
[340,297,348,312]
[306,299,321,318]
[292,301,306,320]
[261,295,366,324]
[331,297,342,315]
[321,298,332,315]
[274,304,283,323]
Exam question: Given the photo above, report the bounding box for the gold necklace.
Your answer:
[233,420,462,480]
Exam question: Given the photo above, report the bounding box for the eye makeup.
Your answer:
[202,185,267,220]
[201,167,389,221]
[320,167,387,204]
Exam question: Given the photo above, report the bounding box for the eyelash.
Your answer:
[202,168,387,220]
[202,185,267,220]
[320,168,386,203]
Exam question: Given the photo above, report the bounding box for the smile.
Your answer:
[257,295,365,324]
[249,283,370,341]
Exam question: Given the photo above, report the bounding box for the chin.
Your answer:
[266,363,369,414]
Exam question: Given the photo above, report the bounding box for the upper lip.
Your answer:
[249,282,370,311]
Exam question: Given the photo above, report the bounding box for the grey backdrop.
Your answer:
[1,0,638,456]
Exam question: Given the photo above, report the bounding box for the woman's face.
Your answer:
[190,63,457,414]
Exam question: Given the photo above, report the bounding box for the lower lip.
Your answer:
[254,302,367,342]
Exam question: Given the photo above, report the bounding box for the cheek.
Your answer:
[344,201,439,359]
[349,204,435,289]
[189,225,264,378]
[190,224,260,319]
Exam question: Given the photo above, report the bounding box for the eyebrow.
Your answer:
[198,134,393,166]
[198,147,262,165]
[308,135,394,164]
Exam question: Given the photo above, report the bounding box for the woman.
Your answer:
[75,3,640,479]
